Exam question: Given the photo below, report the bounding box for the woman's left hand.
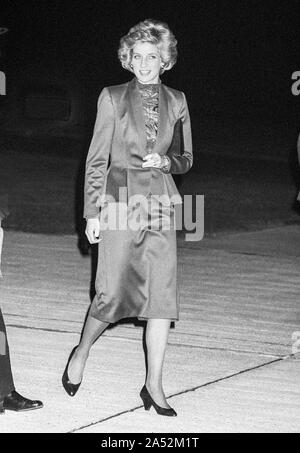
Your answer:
[142,152,162,168]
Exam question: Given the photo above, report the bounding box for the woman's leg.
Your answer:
[67,309,109,384]
[145,319,171,408]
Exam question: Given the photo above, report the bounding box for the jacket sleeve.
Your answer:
[84,88,115,219]
[162,92,193,175]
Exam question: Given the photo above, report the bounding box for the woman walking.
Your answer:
[62,19,193,416]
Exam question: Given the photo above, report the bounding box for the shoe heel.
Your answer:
[143,399,152,411]
[139,385,177,417]
[140,387,152,411]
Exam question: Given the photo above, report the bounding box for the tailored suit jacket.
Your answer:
[84,77,193,219]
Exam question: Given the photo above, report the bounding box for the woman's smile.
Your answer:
[139,70,152,77]
[131,41,162,84]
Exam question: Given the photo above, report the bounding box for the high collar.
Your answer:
[135,77,161,87]
[130,77,161,90]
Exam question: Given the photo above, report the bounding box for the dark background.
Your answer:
[1,0,300,153]
[4,0,299,105]
[0,0,300,235]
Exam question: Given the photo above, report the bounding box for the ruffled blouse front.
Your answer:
[138,81,159,154]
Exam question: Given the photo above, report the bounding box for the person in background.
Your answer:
[0,199,43,413]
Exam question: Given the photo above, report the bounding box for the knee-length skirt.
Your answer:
[89,197,179,323]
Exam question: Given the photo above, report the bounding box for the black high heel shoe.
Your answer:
[140,385,177,417]
[62,346,82,397]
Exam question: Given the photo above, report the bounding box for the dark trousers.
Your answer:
[0,307,15,400]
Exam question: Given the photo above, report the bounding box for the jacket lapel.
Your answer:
[154,83,168,154]
[127,78,147,152]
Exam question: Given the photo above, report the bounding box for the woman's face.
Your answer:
[131,41,162,84]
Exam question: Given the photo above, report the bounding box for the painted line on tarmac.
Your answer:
[68,356,284,433]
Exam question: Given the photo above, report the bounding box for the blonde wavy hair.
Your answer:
[118,19,178,74]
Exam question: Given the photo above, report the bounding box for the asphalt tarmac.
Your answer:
[0,225,299,432]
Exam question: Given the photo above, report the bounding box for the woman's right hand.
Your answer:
[85,217,102,244]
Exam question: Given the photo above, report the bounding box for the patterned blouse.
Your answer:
[138,82,159,154]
